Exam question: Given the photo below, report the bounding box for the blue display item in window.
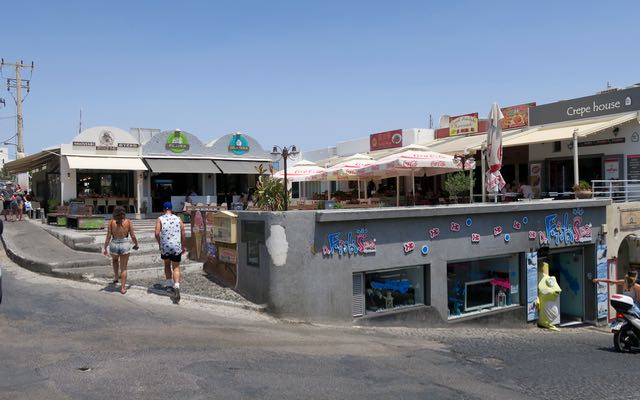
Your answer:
[371,279,412,294]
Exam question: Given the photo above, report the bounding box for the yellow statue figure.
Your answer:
[536,261,562,331]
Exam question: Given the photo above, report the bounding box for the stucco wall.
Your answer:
[237,199,608,323]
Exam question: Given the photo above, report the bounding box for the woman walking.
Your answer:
[103,206,139,294]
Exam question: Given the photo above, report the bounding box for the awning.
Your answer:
[424,128,526,155]
[67,156,147,171]
[502,111,639,148]
[4,148,60,174]
[213,159,271,174]
[144,158,216,173]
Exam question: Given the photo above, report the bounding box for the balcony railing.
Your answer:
[591,180,640,202]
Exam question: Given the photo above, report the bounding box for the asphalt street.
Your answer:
[0,250,637,400]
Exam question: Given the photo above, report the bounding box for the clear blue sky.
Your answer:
[1,0,639,155]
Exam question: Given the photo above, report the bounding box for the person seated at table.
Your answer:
[501,183,513,202]
[517,181,533,199]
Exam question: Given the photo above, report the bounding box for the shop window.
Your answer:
[241,220,265,267]
[447,255,519,318]
[364,266,425,314]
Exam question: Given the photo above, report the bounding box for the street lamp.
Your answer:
[271,145,299,211]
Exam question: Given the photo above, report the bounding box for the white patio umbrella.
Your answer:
[357,144,463,206]
[485,103,506,202]
[273,160,326,200]
[309,153,374,200]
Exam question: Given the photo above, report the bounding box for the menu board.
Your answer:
[627,155,640,180]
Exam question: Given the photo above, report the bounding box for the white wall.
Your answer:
[528,120,640,161]
[0,146,11,166]
[301,147,337,164]
[336,137,369,156]
[402,128,435,146]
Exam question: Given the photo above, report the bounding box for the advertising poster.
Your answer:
[449,113,478,136]
[501,103,535,130]
[530,163,542,198]
[604,158,620,180]
[526,252,539,321]
[596,244,608,319]
[370,129,403,151]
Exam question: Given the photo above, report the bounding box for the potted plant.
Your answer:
[573,180,592,199]
[254,164,287,211]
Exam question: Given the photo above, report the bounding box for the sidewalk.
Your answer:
[1,218,265,311]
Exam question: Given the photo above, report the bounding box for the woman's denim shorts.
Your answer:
[109,238,132,256]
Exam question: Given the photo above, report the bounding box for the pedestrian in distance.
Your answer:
[9,194,18,222]
[103,206,139,294]
[155,201,186,303]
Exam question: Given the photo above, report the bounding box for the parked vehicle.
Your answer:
[609,294,640,352]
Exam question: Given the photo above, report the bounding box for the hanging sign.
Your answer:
[449,113,478,136]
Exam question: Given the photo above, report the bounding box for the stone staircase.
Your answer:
[37,217,201,278]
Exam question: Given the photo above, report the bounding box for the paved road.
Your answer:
[0,251,636,400]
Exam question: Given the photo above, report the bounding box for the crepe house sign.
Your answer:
[165,130,190,153]
[228,132,250,155]
[322,228,376,257]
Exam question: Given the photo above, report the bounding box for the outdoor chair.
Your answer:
[107,197,118,214]
[95,198,107,214]
[127,198,136,214]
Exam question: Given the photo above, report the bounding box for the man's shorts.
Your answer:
[161,252,182,263]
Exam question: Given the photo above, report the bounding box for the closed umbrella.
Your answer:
[486,103,506,202]
[357,144,462,206]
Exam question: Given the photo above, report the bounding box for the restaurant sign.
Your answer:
[449,113,478,136]
[530,86,640,126]
[165,130,190,153]
[370,129,403,151]
[228,132,250,155]
[501,103,535,130]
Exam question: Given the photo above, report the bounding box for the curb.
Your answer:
[84,276,267,312]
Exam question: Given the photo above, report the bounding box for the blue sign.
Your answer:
[228,133,250,155]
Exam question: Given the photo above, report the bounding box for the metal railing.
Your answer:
[591,180,640,202]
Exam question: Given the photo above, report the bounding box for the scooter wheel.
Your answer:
[613,325,634,353]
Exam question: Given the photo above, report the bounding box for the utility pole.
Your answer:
[1,59,34,159]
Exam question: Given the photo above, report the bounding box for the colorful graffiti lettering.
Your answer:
[322,228,376,257]
[421,245,429,255]
[528,230,537,240]
[573,208,584,216]
[538,231,548,245]
[450,222,461,232]
[429,228,440,239]
[471,233,481,243]
[504,233,511,242]
[545,211,593,246]
[513,220,522,230]
[493,226,503,236]
[403,241,416,253]
[465,218,473,227]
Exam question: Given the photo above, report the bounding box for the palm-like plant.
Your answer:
[254,164,287,211]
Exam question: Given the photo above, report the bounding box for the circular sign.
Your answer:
[391,133,402,145]
[165,130,190,153]
[99,130,114,146]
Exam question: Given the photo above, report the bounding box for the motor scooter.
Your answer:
[609,294,640,352]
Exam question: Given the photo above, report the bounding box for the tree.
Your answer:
[254,164,287,211]
[444,171,474,202]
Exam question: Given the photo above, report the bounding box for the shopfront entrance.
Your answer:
[549,248,585,324]
[548,156,602,193]
[151,173,200,212]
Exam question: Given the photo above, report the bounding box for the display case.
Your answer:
[212,210,238,244]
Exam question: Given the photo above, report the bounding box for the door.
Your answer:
[550,249,584,323]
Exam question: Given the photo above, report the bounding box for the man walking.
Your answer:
[155,201,186,303]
